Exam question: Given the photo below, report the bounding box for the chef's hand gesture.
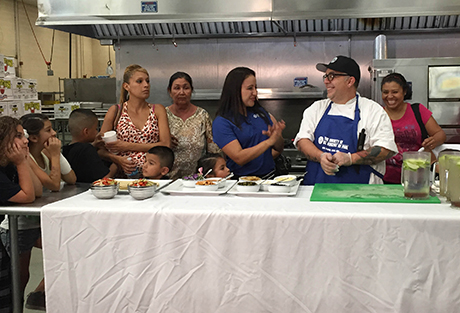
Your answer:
[333,151,353,167]
[320,152,339,175]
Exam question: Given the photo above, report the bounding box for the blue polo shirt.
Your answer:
[213,109,275,177]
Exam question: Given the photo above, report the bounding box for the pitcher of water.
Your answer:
[448,157,460,208]
[401,151,431,199]
[438,151,460,199]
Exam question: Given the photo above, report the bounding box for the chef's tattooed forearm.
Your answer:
[306,153,321,162]
[355,146,393,165]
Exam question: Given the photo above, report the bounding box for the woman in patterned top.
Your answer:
[166,72,220,179]
[99,64,171,177]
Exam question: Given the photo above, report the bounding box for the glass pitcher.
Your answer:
[438,151,460,199]
[449,157,460,208]
[401,151,431,199]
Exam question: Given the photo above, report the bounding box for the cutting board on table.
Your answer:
[310,183,440,203]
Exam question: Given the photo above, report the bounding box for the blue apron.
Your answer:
[304,96,382,185]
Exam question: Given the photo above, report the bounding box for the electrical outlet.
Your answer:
[47,69,54,76]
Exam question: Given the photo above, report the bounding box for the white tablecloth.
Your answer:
[41,186,460,313]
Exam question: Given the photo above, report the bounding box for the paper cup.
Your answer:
[102,131,117,143]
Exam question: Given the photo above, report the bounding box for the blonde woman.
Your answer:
[99,64,171,177]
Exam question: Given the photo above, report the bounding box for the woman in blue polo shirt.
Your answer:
[212,67,285,178]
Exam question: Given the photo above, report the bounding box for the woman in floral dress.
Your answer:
[166,72,220,179]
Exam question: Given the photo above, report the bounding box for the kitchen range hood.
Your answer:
[36,0,460,40]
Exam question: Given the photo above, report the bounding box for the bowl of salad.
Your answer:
[91,178,119,199]
[128,179,158,200]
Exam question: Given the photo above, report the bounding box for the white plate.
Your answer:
[227,180,301,197]
[161,179,237,196]
[117,179,171,193]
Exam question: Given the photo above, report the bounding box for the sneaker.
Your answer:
[25,291,46,311]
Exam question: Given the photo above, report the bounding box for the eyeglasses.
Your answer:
[323,73,349,81]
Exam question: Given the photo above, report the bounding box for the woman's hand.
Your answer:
[116,156,137,174]
[264,119,286,152]
[105,140,131,152]
[6,142,27,166]
[421,136,438,152]
[263,120,285,140]
[44,137,61,156]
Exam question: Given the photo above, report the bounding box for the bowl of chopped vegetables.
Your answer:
[236,181,260,192]
[128,179,158,200]
[91,178,119,199]
[268,182,291,193]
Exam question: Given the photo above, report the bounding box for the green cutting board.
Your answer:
[310,183,441,203]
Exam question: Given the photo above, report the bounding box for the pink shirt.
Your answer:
[384,103,432,183]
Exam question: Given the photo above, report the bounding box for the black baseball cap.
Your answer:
[316,55,360,84]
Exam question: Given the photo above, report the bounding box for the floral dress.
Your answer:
[116,102,159,168]
[166,106,220,179]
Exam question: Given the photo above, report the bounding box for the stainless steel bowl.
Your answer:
[91,184,118,199]
[128,184,156,200]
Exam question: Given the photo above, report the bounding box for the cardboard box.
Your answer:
[22,100,41,115]
[54,102,80,119]
[5,100,24,118]
[22,79,38,100]
[3,57,16,78]
[0,55,4,78]
[0,103,7,117]
[0,78,15,101]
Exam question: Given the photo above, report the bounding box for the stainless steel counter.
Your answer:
[1,183,90,313]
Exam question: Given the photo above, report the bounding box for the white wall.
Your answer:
[0,0,116,94]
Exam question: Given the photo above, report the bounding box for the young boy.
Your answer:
[63,109,116,183]
[142,146,174,179]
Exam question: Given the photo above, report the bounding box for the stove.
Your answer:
[282,139,308,173]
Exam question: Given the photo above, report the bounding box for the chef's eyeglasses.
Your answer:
[323,73,349,81]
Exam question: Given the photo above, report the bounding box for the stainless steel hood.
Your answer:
[36,0,460,39]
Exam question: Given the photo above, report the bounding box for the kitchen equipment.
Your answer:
[283,148,307,173]
[310,184,440,203]
[401,151,431,199]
